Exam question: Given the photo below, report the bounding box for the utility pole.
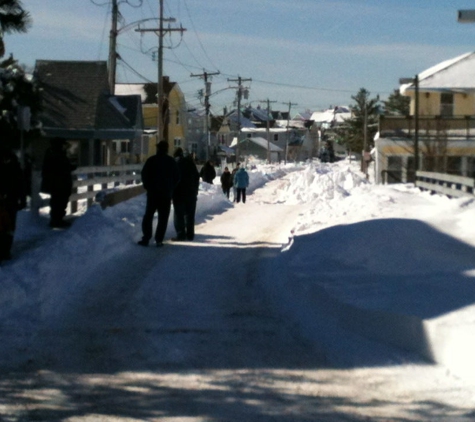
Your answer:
[191,70,220,161]
[228,76,251,163]
[136,0,186,145]
[260,99,277,163]
[108,0,118,94]
[282,101,297,163]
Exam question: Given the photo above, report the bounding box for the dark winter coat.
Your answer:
[173,155,200,201]
[200,161,216,184]
[141,151,180,199]
[319,146,335,163]
[220,171,233,190]
[233,167,249,189]
[0,148,26,214]
[41,145,76,195]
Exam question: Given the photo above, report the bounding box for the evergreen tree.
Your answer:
[0,57,41,148]
[143,83,157,104]
[0,0,31,57]
[335,88,380,153]
[383,89,410,116]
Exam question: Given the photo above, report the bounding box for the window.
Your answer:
[175,110,180,125]
[174,138,181,147]
[120,141,129,153]
[440,93,454,116]
[273,134,279,141]
[190,143,198,154]
[447,156,462,175]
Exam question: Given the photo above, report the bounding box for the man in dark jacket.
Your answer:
[199,160,216,184]
[138,140,180,247]
[41,138,76,228]
[0,146,26,262]
[319,141,335,163]
[171,148,200,241]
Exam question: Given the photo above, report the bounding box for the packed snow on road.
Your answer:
[1,157,475,421]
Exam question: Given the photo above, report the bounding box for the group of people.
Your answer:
[137,147,251,247]
[220,162,249,203]
[138,141,200,247]
[1,136,251,261]
[0,137,76,263]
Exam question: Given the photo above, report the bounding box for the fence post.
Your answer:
[30,170,42,218]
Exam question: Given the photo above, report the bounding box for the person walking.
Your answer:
[220,166,233,199]
[138,140,180,247]
[231,162,240,202]
[319,141,335,163]
[171,148,200,241]
[233,165,249,204]
[0,145,26,262]
[41,137,76,228]
[199,160,216,184]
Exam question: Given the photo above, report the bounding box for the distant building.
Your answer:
[377,51,475,184]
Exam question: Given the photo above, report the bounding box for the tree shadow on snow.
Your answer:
[1,218,475,421]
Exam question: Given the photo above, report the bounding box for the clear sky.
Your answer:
[6,0,475,114]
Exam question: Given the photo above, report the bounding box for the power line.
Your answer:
[182,0,220,72]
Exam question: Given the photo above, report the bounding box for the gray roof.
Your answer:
[34,60,143,139]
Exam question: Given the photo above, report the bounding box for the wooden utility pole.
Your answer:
[228,76,251,162]
[191,70,220,161]
[136,0,186,145]
[260,99,277,163]
[108,0,118,94]
[283,101,297,163]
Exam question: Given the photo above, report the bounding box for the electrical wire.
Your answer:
[89,0,110,6]
[182,0,220,72]
[118,57,154,83]
[96,3,111,60]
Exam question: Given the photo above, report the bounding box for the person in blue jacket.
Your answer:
[138,141,180,247]
[233,166,249,204]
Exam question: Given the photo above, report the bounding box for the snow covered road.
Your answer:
[1,161,475,421]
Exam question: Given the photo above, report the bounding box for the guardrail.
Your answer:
[416,171,475,198]
[31,164,144,216]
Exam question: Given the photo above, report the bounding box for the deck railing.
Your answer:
[31,164,144,215]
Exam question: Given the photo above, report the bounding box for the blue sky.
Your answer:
[6,0,475,114]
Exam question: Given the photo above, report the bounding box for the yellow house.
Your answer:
[376,51,475,184]
[116,78,188,162]
[401,52,475,117]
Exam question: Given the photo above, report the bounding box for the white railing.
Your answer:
[416,171,475,198]
[31,164,144,215]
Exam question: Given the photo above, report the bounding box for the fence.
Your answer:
[31,164,144,215]
[415,171,475,198]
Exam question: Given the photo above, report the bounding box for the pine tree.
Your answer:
[143,83,158,104]
[0,0,31,57]
[0,57,41,147]
[383,89,410,116]
[335,88,380,153]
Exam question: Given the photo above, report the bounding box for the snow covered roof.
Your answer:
[243,136,283,152]
[231,136,283,151]
[115,83,147,101]
[310,106,351,123]
[401,51,475,94]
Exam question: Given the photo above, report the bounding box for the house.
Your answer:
[230,135,283,162]
[33,60,143,167]
[116,77,189,161]
[376,51,475,184]
[219,107,312,162]
[310,106,351,129]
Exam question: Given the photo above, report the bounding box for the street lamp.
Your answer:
[400,75,419,175]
